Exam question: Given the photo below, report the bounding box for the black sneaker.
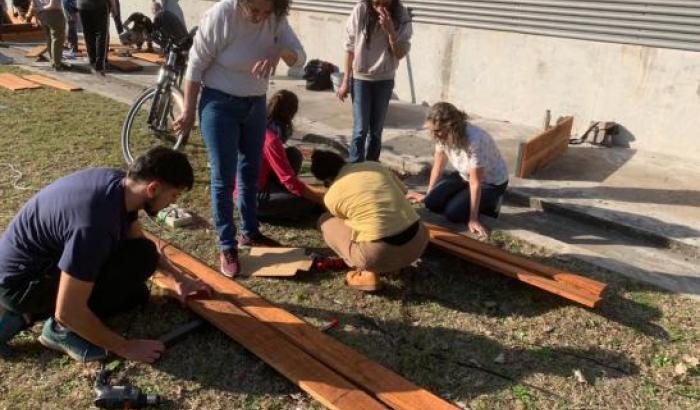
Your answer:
[0,310,28,359]
[38,318,108,362]
[52,63,71,72]
[238,233,281,249]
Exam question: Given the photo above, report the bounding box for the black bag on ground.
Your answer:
[303,59,336,91]
[569,121,619,147]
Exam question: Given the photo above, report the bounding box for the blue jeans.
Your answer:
[199,87,266,251]
[350,78,395,162]
[424,172,508,223]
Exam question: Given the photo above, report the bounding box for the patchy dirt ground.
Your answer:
[0,66,698,410]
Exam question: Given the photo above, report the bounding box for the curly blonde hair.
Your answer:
[425,102,469,150]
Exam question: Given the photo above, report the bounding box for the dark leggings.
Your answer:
[257,146,323,221]
[424,172,508,223]
[0,238,158,320]
[78,6,109,71]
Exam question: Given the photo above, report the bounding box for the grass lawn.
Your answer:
[0,65,698,410]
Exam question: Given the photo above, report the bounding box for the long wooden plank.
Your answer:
[0,30,45,42]
[0,23,40,33]
[428,235,600,308]
[25,44,47,59]
[22,74,82,91]
[107,57,142,72]
[425,223,607,296]
[146,232,459,410]
[0,73,41,90]
[131,52,164,64]
[152,273,387,410]
[517,116,574,178]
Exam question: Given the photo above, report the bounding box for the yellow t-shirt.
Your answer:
[324,162,419,242]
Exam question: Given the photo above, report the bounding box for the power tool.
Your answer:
[93,319,205,409]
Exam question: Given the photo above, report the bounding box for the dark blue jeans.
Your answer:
[350,78,395,162]
[199,87,266,251]
[424,172,508,223]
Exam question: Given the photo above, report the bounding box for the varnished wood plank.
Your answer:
[147,233,459,410]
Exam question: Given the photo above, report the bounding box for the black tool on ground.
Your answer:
[93,318,205,409]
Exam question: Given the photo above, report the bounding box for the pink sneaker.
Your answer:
[220,248,240,278]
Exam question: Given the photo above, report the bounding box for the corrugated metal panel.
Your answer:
[291,0,700,51]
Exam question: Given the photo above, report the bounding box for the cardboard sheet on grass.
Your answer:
[241,247,313,277]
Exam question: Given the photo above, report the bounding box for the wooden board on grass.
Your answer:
[241,247,313,277]
[22,74,81,91]
[131,52,164,64]
[0,23,40,33]
[425,223,607,297]
[25,44,47,59]
[107,57,142,72]
[0,30,45,42]
[516,116,574,178]
[147,232,460,410]
[0,73,41,90]
[152,272,388,410]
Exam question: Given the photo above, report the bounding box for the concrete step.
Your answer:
[504,188,700,260]
[419,206,700,301]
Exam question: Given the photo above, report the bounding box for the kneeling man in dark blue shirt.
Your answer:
[0,147,210,363]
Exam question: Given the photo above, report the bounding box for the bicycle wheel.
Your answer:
[121,86,187,164]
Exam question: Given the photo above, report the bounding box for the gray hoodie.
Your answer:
[344,2,412,81]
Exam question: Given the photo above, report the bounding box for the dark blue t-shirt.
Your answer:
[0,168,137,287]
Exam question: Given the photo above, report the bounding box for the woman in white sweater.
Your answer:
[173,0,306,278]
[336,0,412,162]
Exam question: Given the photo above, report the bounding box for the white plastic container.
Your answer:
[331,71,344,92]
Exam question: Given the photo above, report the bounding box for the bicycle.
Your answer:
[120,19,196,164]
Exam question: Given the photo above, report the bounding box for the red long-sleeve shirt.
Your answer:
[234,127,305,198]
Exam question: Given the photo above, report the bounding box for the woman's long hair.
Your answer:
[425,102,470,150]
[362,0,404,47]
[272,0,291,17]
[267,89,299,142]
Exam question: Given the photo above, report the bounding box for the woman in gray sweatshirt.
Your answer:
[337,0,412,163]
[173,0,306,278]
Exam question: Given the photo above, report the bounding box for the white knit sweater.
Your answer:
[185,0,306,96]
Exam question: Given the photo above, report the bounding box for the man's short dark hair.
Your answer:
[127,147,194,190]
[310,150,346,183]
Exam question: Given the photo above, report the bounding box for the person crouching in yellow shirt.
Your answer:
[311,150,429,291]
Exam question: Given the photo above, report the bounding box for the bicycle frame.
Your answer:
[147,47,185,133]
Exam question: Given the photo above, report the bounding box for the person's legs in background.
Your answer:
[91,6,109,72]
[37,9,66,70]
[365,79,394,162]
[199,88,243,253]
[349,78,372,163]
[236,96,267,240]
[63,0,79,54]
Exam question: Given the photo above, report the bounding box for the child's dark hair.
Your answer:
[267,89,299,141]
[127,147,194,190]
[310,150,346,184]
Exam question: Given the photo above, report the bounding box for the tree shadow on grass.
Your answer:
[288,244,670,342]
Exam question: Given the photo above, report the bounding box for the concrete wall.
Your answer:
[119,0,700,160]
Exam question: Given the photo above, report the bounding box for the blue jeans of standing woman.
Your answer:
[350,78,394,162]
[199,87,266,251]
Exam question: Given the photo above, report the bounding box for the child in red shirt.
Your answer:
[234,90,324,221]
